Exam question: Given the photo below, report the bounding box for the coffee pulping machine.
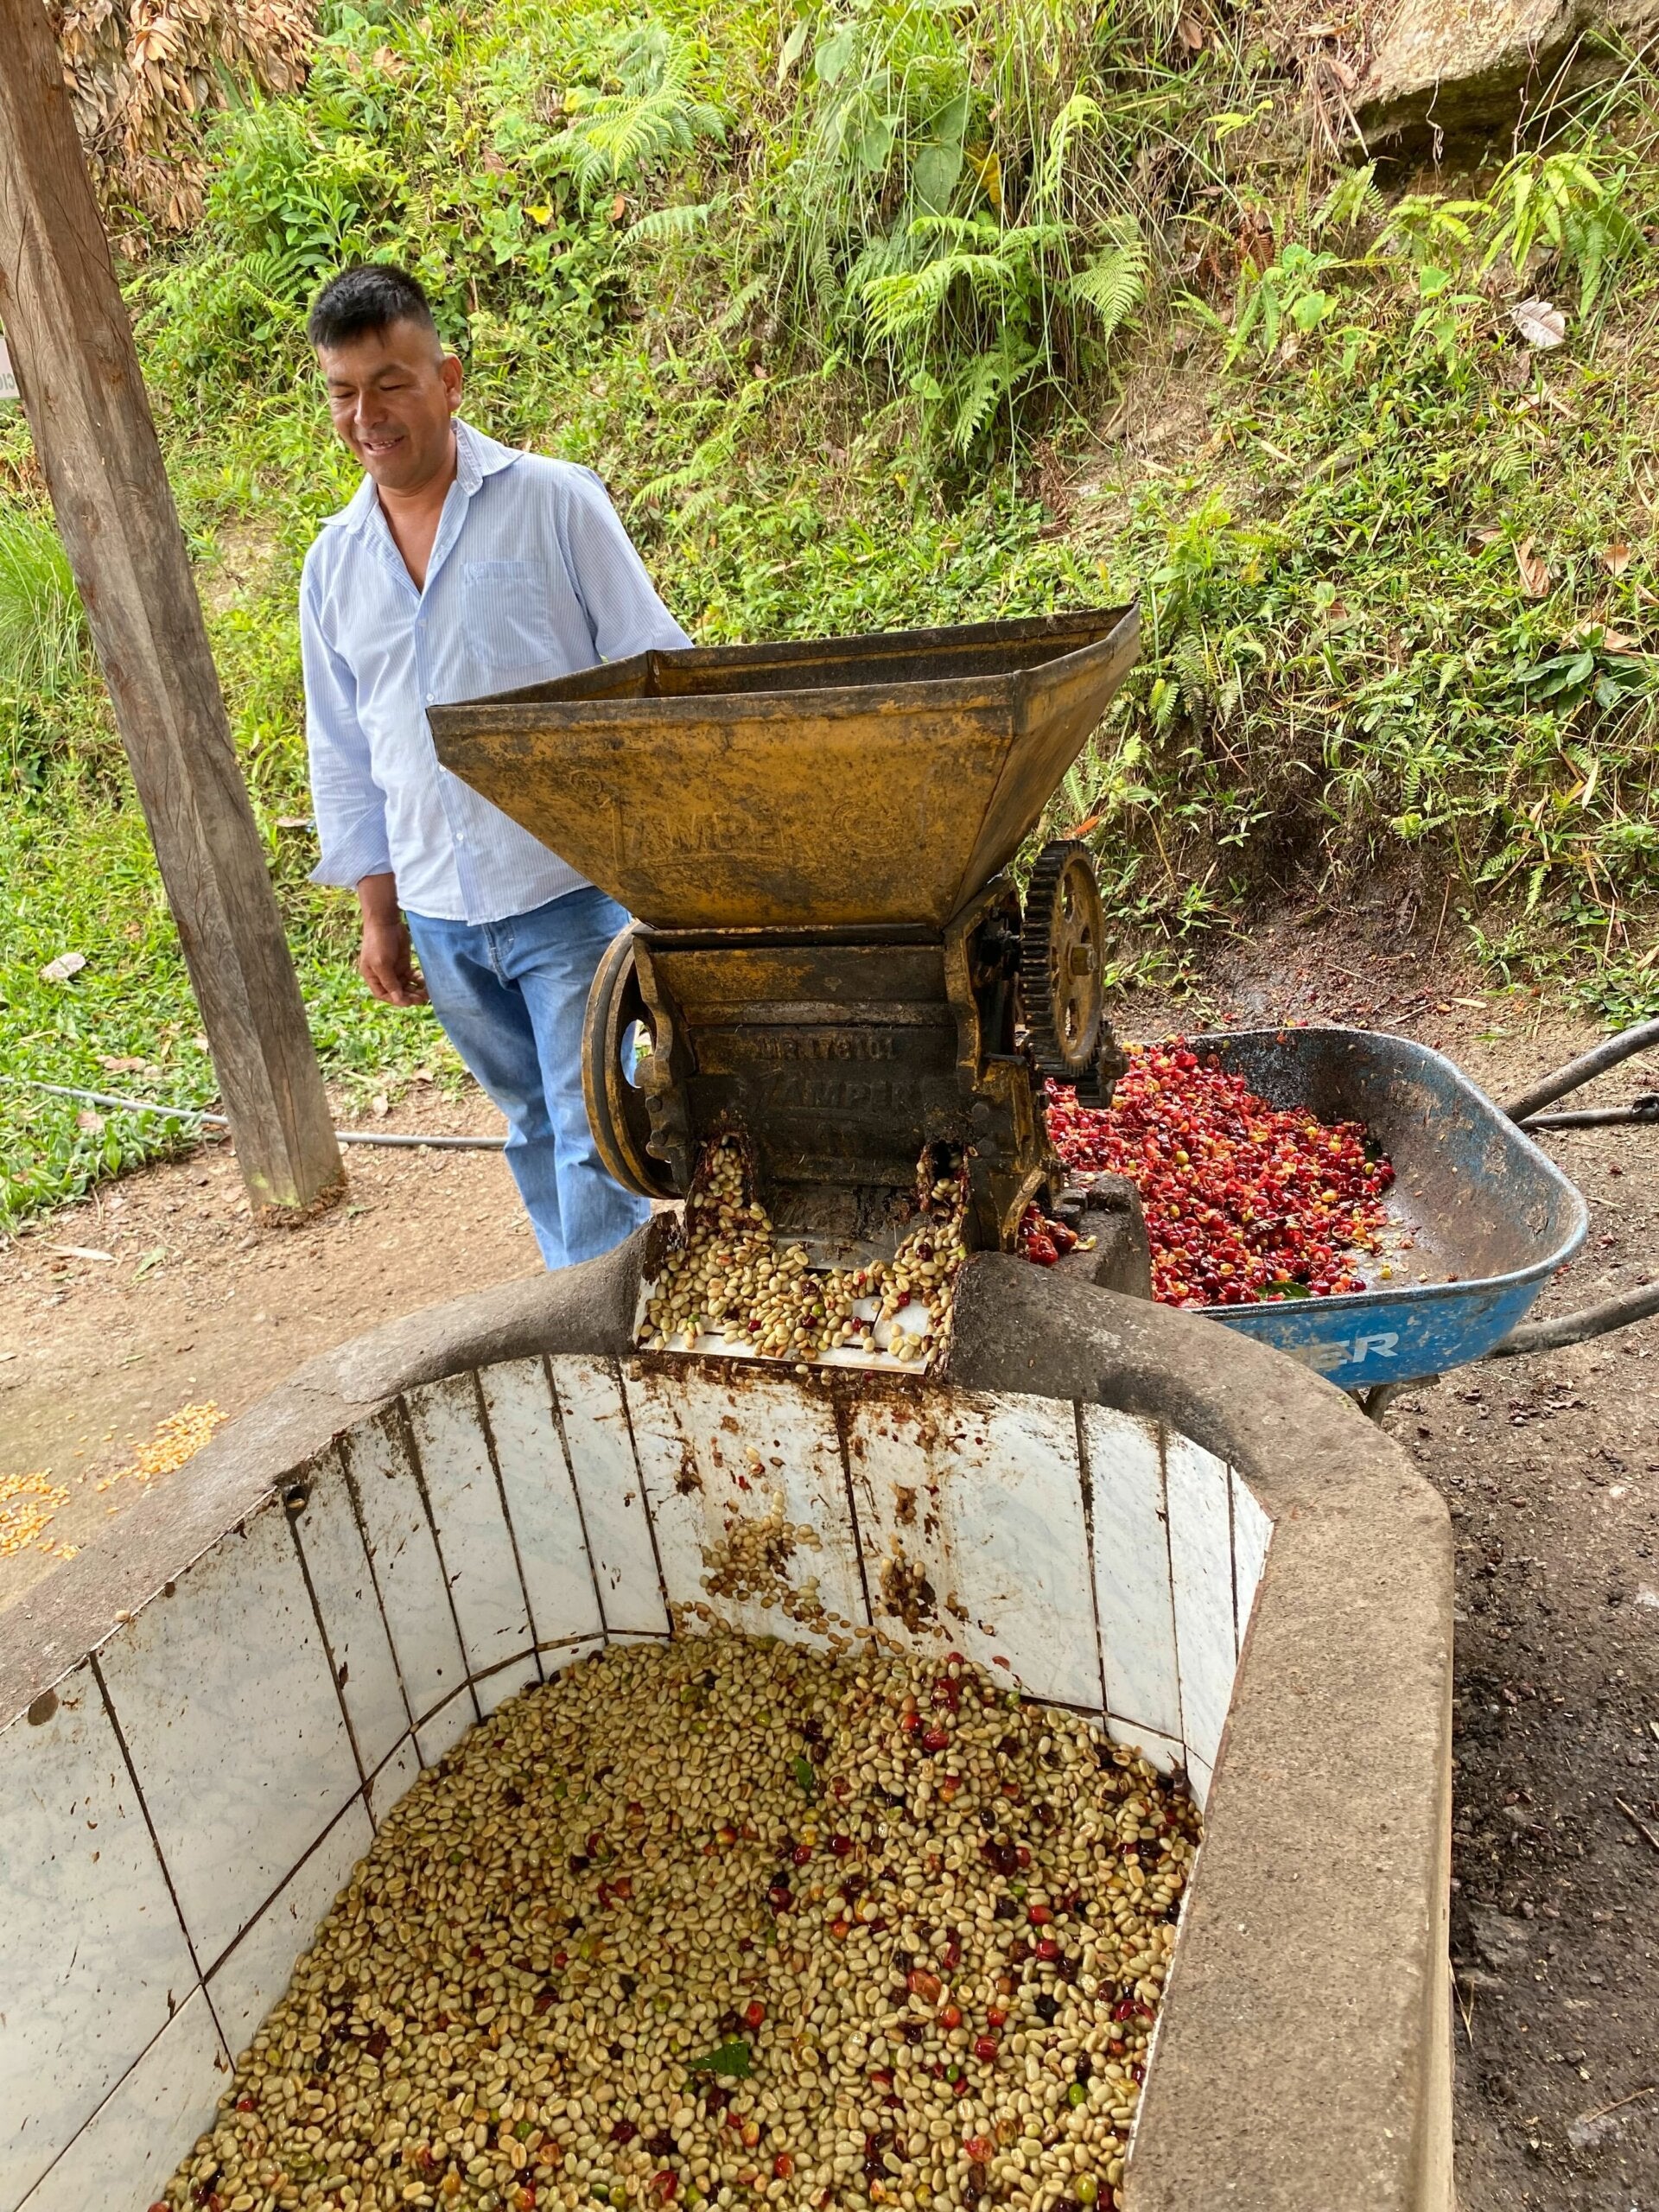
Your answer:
[429,609,1141,1265]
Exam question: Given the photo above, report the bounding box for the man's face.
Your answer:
[318,319,462,493]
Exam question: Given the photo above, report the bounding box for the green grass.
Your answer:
[2,0,1657,1224]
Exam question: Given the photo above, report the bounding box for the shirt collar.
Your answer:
[454,417,519,492]
[327,418,518,534]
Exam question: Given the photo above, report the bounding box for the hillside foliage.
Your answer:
[2,0,1657,1217]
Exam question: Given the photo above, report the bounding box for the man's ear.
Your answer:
[442,351,464,412]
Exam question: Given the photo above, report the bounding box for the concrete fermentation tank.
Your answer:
[2,1245,1454,2212]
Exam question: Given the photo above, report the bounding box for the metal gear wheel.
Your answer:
[1020,839,1111,1090]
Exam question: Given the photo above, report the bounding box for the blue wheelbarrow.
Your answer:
[1178,1020,1659,1405]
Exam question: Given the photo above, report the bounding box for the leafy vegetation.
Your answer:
[0,505,87,785]
[2,0,1657,1222]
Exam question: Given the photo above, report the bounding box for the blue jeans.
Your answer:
[404,887,652,1271]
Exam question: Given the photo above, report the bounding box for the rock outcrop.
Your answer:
[1355,0,1659,143]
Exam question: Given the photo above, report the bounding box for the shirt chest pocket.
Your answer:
[458,557,565,682]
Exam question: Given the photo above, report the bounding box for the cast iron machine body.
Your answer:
[430,608,1141,1262]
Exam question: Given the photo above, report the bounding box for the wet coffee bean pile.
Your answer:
[639,1139,965,1367]
[1046,1042,1395,1307]
[159,1637,1198,2212]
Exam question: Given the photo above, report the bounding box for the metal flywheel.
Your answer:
[1019,839,1122,1102]
[582,926,680,1200]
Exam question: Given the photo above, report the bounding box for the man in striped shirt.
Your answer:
[301,263,690,1269]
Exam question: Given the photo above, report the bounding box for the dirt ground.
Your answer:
[0,1084,539,1597]
[3,912,1656,2209]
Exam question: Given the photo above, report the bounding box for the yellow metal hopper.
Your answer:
[428,608,1139,933]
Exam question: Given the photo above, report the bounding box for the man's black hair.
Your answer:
[307,264,441,352]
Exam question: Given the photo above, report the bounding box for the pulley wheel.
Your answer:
[1019,839,1108,1086]
[582,927,678,1201]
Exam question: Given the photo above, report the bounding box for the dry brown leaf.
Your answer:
[53,0,316,232]
[1566,621,1637,652]
[1510,297,1567,350]
[1601,543,1631,577]
[1514,537,1550,598]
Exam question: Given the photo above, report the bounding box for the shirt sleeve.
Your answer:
[301,553,394,890]
[551,466,694,663]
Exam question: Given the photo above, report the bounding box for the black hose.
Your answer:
[2,1075,506,1151]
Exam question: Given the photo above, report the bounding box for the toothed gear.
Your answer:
[1020,839,1115,1094]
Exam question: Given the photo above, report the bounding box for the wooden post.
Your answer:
[0,0,342,1215]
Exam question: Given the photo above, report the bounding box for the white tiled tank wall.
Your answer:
[1,1357,1272,2212]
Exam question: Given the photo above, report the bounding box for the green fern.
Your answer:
[856,213,1065,344]
[558,22,724,206]
[947,336,1039,453]
[1064,216,1147,342]
[623,199,715,245]
[1035,92,1103,213]
[1478,147,1640,317]
[1314,162,1384,236]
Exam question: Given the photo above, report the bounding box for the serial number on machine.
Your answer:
[748,1032,901,1063]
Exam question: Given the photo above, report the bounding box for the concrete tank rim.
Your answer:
[3,1236,1455,2212]
[3,1235,1446,1728]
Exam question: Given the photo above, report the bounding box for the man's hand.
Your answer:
[356,874,429,1006]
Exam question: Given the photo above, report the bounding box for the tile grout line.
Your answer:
[283,1459,372,1799]
[394,1394,484,1727]
[466,1645,543,1690]
[194,1785,370,1990]
[471,1368,547,1688]
[1073,1399,1112,1719]
[365,1730,417,1794]
[87,1649,229,2059]
[612,1357,676,1633]
[830,1391,877,1633]
[1156,1422,1188,1771]
[1100,1712,1188,1764]
[336,1424,421,1750]
[11,1969,213,2209]
[543,1353,615,1643]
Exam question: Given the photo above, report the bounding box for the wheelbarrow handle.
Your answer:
[1505,1015,1659,1123]
[1488,1278,1659,1359]
[1497,1022,1659,1352]
[1522,1094,1659,1130]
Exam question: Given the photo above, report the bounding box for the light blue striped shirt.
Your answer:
[300,419,691,923]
